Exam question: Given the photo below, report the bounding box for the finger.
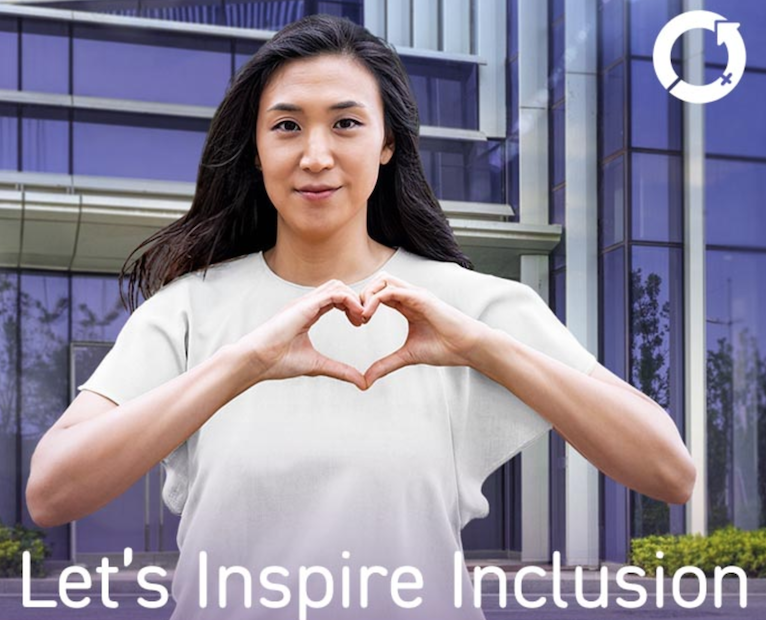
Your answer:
[364,347,411,387]
[362,286,424,321]
[359,275,389,309]
[311,355,367,390]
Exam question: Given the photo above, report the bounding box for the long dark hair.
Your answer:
[120,14,473,311]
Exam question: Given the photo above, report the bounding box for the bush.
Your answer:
[0,522,51,578]
[631,526,766,577]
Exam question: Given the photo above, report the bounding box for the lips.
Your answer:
[296,185,340,201]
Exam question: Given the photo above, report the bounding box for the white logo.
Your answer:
[653,10,746,104]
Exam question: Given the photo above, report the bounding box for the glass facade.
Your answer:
[1,0,763,570]
[705,0,766,534]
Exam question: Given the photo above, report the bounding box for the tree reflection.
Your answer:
[630,267,672,536]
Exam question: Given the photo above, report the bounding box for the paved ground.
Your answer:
[2,566,762,619]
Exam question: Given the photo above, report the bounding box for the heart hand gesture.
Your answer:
[358,272,487,388]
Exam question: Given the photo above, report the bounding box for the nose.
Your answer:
[300,129,334,172]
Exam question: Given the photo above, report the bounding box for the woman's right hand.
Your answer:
[235,279,368,390]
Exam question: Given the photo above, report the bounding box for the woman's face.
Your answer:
[255,54,394,243]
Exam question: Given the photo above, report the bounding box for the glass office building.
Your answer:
[0,0,763,568]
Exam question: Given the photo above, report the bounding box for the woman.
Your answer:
[26,14,694,620]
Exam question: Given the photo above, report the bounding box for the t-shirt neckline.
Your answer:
[256,246,403,291]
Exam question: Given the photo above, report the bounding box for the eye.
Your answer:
[273,120,300,132]
[335,118,362,130]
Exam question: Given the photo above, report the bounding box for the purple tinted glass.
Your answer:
[706,69,766,159]
[552,103,565,187]
[551,18,564,105]
[73,24,231,107]
[22,19,69,94]
[705,0,766,70]
[71,274,130,342]
[631,60,681,152]
[599,0,624,69]
[630,0,682,59]
[0,104,18,171]
[706,249,766,531]
[631,152,683,243]
[601,155,624,249]
[21,106,70,174]
[234,39,263,74]
[0,18,18,90]
[402,58,479,129]
[706,158,766,249]
[506,137,519,217]
[73,110,209,181]
[508,57,518,137]
[601,61,624,158]
[20,273,71,559]
[0,271,18,527]
[508,0,518,59]
[630,245,684,536]
[226,1,305,29]
[420,138,504,203]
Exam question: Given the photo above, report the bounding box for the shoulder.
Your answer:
[137,253,256,317]
[395,248,532,316]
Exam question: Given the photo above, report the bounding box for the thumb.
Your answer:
[363,347,411,388]
[310,354,367,391]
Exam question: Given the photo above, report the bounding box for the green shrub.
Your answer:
[631,526,766,577]
[0,522,51,578]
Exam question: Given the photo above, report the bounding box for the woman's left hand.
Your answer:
[358,272,488,388]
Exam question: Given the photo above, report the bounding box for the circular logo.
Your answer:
[653,10,747,104]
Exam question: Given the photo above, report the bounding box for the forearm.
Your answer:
[467,325,694,504]
[28,343,256,527]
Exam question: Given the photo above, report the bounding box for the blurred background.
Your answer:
[0,0,763,574]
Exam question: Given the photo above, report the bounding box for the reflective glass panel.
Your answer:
[0,271,18,527]
[601,155,624,249]
[20,273,70,558]
[601,61,624,158]
[629,0,682,59]
[21,106,70,174]
[631,60,681,151]
[705,0,766,70]
[599,0,624,69]
[420,138,504,203]
[0,104,18,171]
[73,110,209,182]
[71,275,130,343]
[21,19,69,94]
[706,249,766,531]
[706,69,766,159]
[630,245,685,537]
[706,158,766,249]
[403,58,478,129]
[552,103,565,187]
[73,24,231,107]
[631,152,683,243]
[0,18,18,91]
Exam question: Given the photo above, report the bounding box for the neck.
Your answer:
[263,231,396,288]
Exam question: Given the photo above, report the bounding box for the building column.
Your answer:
[683,0,707,536]
[518,0,550,562]
[564,0,600,566]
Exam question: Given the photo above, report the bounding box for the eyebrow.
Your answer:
[266,100,366,113]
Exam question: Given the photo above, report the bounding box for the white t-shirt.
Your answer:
[79,246,597,620]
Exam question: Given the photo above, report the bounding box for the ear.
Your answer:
[380,134,395,166]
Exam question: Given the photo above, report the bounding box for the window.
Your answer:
[22,19,69,95]
[631,152,682,243]
[73,110,209,181]
[706,69,766,159]
[600,61,624,158]
[601,155,625,249]
[629,0,682,59]
[73,24,231,107]
[706,158,766,249]
[631,60,681,152]
[403,58,479,130]
[420,138,504,203]
[21,106,70,174]
[0,104,18,172]
[0,17,18,91]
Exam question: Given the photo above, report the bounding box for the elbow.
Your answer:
[658,451,697,505]
[26,468,68,529]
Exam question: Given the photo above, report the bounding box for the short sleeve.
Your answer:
[77,282,191,516]
[445,277,598,529]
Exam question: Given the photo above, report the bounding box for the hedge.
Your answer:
[0,522,50,578]
[631,526,766,577]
